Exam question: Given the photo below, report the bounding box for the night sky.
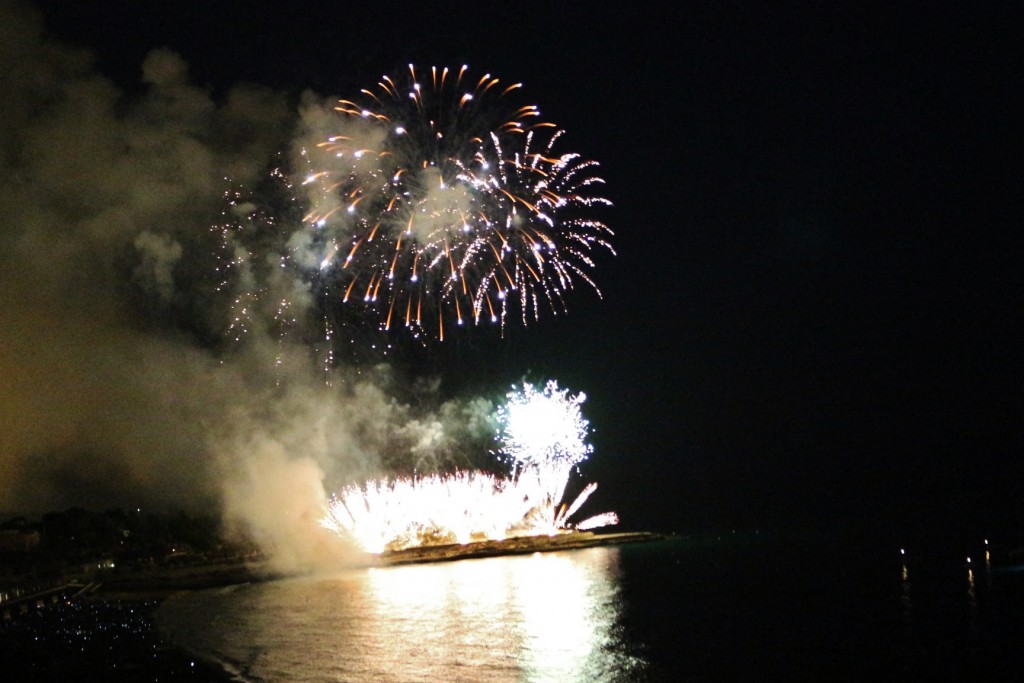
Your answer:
[3,1,1020,544]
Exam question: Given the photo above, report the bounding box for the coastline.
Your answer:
[2,531,663,680]
[91,529,665,596]
[372,529,664,566]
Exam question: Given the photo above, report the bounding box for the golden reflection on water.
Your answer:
[359,548,634,681]
[158,547,645,682]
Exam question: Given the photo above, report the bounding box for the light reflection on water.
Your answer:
[157,547,648,682]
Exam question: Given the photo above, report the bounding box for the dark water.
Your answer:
[156,532,1024,681]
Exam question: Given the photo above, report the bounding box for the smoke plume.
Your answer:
[0,1,495,571]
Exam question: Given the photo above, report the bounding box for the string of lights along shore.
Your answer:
[215,64,614,356]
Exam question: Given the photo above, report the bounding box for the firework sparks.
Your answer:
[322,380,617,553]
[305,64,614,340]
[496,379,591,500]
[209,65,612,372]
[210,169,396,371]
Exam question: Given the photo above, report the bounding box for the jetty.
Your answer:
[372,530,664,567]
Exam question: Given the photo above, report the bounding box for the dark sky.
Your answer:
[12,1,1022,540]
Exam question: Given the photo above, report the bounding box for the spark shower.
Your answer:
[322,380,617,553]
[214,64,614,361]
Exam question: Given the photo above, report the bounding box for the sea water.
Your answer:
[156,533,1024,681]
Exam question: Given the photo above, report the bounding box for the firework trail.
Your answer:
[302,64,614,341]
[323,380,617,553]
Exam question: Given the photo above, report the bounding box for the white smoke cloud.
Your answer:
[133,230,183,303]
[0,1,498,571]
[219,438,349,574]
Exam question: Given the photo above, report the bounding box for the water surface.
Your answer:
[157,534,1024,681]
[158,546,647,682]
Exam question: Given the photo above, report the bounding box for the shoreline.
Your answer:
[372,529,664,566]
[1,530,664,680]
[90,529,665,597]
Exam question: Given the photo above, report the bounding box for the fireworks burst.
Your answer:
[323,380,617,553]
[496,379,591,502]
[208,66,612,368]
[303,64,614,341]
